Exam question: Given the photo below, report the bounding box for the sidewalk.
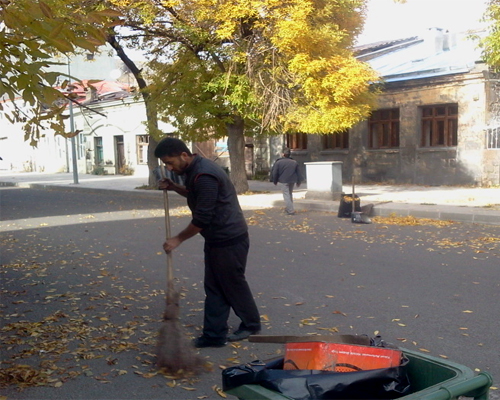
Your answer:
[1,171,500,225]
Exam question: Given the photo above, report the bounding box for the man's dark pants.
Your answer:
[203,236,261,339]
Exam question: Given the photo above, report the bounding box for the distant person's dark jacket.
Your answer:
[271,157,303,185]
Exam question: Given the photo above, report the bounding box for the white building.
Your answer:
[0,47,173,176]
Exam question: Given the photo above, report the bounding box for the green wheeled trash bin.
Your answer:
[224,348,493,400]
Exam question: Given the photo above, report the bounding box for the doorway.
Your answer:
[114,135,125,173]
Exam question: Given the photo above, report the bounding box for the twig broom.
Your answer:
[156,170,202,374]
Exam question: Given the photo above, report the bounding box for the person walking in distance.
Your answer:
[271,148,303,215]
[155,137,261,348]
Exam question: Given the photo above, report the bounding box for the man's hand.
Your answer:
[162,223,202,253]
[163,236,182,253]
[159,179,189,197]
[158,178,175,191]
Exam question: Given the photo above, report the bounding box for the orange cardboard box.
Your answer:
[283,342,402,372]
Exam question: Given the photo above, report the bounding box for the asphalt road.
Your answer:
[1,187,499,399]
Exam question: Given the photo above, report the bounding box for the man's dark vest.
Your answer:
[184,155,247,244]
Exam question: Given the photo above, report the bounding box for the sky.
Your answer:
[357,0,489,45]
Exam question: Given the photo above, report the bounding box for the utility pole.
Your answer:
[69,100,79,184]
[67,57,79,184]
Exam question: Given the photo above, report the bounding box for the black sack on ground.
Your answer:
[222,356,411,400]
[338,193,361,218]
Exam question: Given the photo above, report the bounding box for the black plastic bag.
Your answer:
[351,211,372,224]
[338,193,361,218]
[222,356,410,400]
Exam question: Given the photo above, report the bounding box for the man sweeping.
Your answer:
[155,137,261,348]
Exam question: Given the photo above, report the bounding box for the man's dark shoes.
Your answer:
[193,335,227,348]
[227,329,260,342]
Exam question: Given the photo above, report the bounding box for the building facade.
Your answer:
[278,29,500,187]
[0,87,154,178]
[2,31,499,186]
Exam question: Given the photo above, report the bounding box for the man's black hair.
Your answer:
[154,137,192,158]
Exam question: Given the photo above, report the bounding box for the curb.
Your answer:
[291,198,500,226]
[373,202,500,226]
[2,181,500,226]
[27,183,163,199]
[0,182,19,187]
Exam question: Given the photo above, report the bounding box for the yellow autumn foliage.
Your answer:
[0,0,122,145]
[109,0,378,135]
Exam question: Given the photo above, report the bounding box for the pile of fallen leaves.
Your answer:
[0,257,180,390]
[371,214,455,227]
[0,306,157,388]
[0,363,59,388]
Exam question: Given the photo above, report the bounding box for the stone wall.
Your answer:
[290,67,499,187]
[483,72,500,186]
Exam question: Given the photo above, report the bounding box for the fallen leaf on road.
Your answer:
[213,385,227,398]
[332,310,347,316]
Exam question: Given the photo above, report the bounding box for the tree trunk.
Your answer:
[143,93,161,187]
[147,135,159,187]
[107,33,160,188]
[226,115,249,194]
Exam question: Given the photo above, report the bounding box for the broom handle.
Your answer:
[163,190,174,285]
[160,166,175,293]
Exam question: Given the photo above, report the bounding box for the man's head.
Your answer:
[154,137,193,174]
[283,148,291,158]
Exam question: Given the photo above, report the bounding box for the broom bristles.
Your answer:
[156,291,204,374]
[156,320,204,373]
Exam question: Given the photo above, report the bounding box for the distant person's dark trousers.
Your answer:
[279,182,295,214]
